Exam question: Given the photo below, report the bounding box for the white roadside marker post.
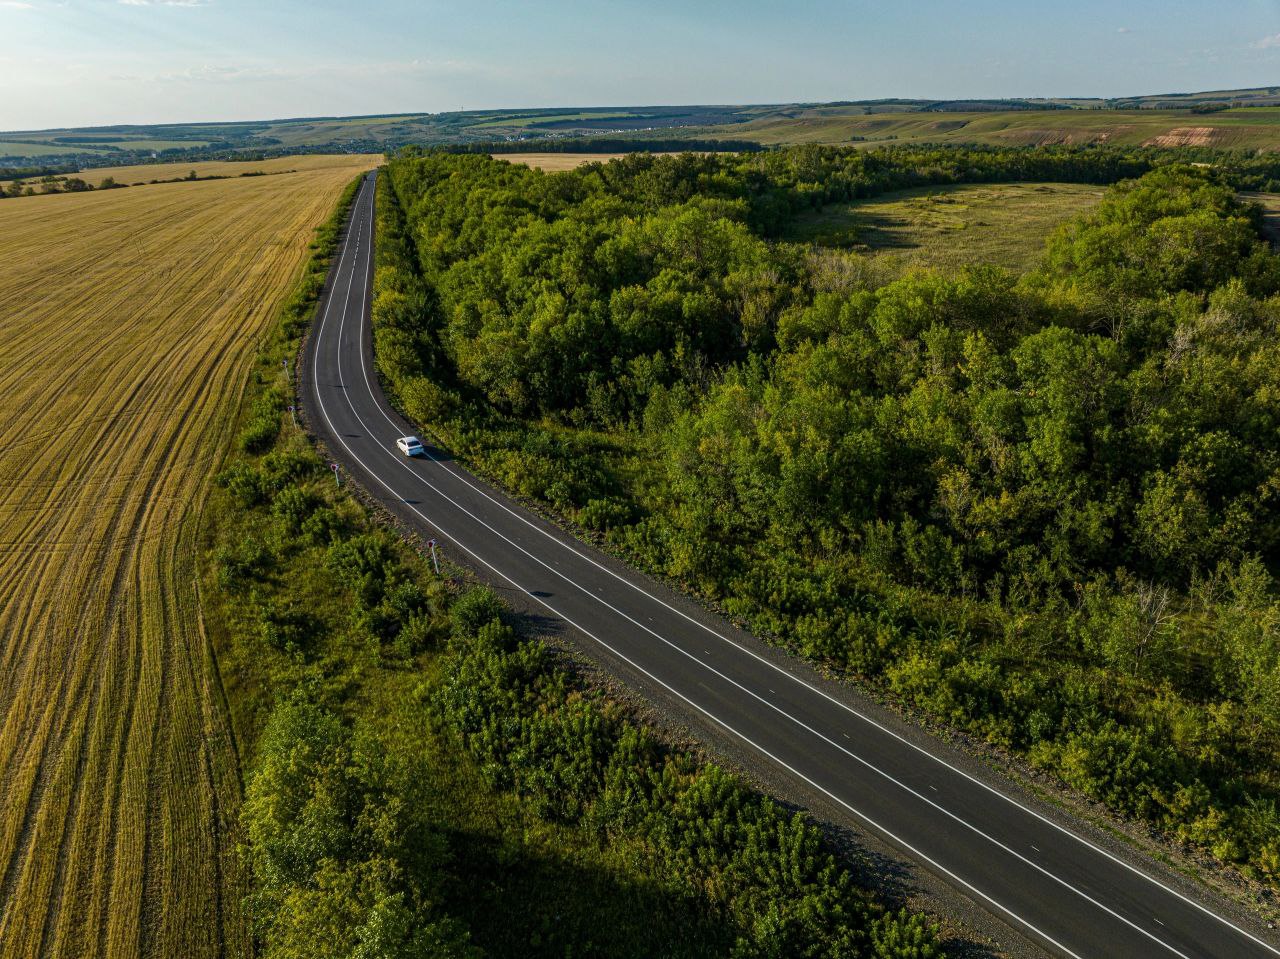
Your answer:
[427,538,440,575]
[330,462,341,488]
[288,404,296,428]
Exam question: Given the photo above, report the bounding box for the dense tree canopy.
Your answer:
[217,171,944,959]
[376,145,1280,889]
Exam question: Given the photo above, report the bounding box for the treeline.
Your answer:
[0,174,120,198]
[0,164,67,182]
[449,137,765,154]
[374,146,1280,886]
[0,168,291,200]
[208,172,941,956]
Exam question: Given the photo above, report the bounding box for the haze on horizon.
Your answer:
[4,0,1280,131]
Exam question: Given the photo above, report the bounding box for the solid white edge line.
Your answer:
[335,180,1190,959]
[318,173,1272,959]
[356,174,1280,958]
[307,177,1089,959]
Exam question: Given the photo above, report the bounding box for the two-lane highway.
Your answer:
[302,171,1280,958]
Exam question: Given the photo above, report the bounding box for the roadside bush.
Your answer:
[448,586,505,638]
[270,484,320,537]
[215,535,272,592]
[400,374,457,425]
[252,591,321,654]
[241,387,286,453]
[261,446,322,490]
[327,533,400,608]
[216,461,267,507]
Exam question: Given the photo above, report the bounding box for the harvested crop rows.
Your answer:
[69,152,382,188]
[0,155,375,959]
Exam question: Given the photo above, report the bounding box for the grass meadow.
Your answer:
[496,152,635,171]
[784,181,1108,272]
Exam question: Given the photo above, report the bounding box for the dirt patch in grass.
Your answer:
[1143,126,1218,147]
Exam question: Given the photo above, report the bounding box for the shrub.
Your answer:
[216,461,267,508]
[449,586,505,638]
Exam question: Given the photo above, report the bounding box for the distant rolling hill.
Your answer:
[693,104,1280,150]
[7,86,1280,167]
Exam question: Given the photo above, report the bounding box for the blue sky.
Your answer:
[3,0,1280,130]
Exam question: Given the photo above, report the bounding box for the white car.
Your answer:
[396,435,424,457]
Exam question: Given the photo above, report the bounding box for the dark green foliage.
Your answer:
[215,535,272,592]
[271,485,320,535]
[377,146,1280,887]
[210,168,938,956]
[448,586,505,637]
[217,461,267,508]
[1042,166,1280,298]
[327,533,403,609]
[261,446,324,487]
[242,694,477,959]
[240,386,286,453]
[436,604,941,957]
[250,589,321,654]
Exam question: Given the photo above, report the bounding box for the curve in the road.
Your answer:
[303,170,1280,959]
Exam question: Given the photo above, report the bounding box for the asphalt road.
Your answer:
[303,170,1280,959]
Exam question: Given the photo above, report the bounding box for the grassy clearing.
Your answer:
[496,152,633,171]
[1244,192,1280,246]
[784,181,1107,272]
[0,155,376,958]
[497,152,718,171]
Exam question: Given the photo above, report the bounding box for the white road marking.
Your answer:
[342,238,1280,955]
[327,191,1189,957]
[308,175,1269,959]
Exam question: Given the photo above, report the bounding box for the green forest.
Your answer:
[372,144,1280,890]
[206,175,941,957]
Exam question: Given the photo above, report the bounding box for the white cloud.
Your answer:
[118,0,211,6]
[109,62,291,84]
[1253,33,1280,49]
[1116,27,1131,34]
[0,2,36,9]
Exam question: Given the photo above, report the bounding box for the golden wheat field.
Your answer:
[0,154,376,959]
[70,153,382,188]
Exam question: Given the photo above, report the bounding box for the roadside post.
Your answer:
[428,538,441,575]
[288,404,296,428]
[330,462,341,487]
[282,357,290,385]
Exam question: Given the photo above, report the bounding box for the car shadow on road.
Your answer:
[423,442,455,462]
